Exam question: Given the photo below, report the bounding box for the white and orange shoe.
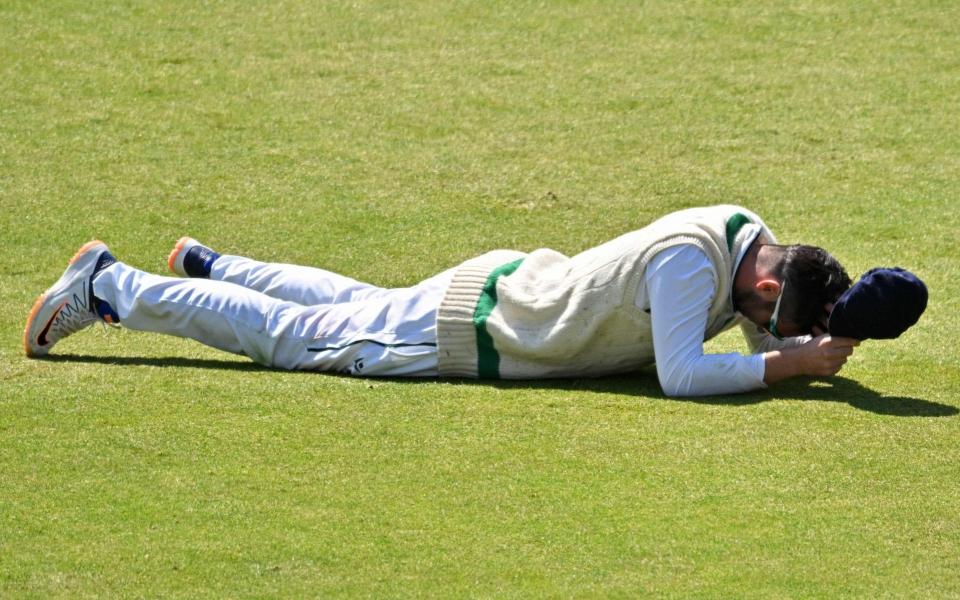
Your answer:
[23,240,113,357]
[167,236,220,278]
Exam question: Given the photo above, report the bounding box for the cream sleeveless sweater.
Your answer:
[436,205,772,379]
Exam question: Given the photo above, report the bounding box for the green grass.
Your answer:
[2,0,960,596]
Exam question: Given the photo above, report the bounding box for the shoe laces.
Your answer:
[51,291,98,338]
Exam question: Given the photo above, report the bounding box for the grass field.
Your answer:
[3,1,960,597]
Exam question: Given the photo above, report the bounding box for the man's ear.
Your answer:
[754,278,782,301]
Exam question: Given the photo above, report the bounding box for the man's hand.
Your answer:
[794,335,860,377]
[763,334,861,384]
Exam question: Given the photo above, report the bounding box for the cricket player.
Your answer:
[24,205,925,397]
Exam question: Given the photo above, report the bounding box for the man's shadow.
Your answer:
[481,372,956,417]
[43,353,278,373]
[43,355,956,418]
[679,376,957,417]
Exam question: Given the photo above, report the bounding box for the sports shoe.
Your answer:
[24,240,112,357]
[168,236,220,278]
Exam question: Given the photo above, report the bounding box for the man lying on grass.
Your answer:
[24,204,926,397]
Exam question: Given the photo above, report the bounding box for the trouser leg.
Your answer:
[92,262,450,376]
[211,255,392,304]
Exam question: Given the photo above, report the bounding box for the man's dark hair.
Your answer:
[774,245,852,334]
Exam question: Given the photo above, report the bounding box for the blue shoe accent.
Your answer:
[90,250,119,323]
[94,297,120,324]
[94,250,116,275]
[169,237,220,278]
[183,245,221,278]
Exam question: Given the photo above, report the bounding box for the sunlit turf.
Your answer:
[2,1,959,596]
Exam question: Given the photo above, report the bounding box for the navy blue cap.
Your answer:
[828,267,928,340]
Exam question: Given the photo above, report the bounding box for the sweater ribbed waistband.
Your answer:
[436,250,525,377]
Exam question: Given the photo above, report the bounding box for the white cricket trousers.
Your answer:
[91,255,454,376]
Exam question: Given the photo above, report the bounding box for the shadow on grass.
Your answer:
[40,353,276,373]
[453,374,957,417]
[674,376,958,418]
[41,355,955,418]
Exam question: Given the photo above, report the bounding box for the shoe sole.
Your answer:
[23,240,106,358]
[167,236,197,277]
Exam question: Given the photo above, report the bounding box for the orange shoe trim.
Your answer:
[168,237,190,273]
[23,293,47,357]
[69,240,105,264]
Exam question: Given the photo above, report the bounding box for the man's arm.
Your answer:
[741,302,861,384]
[762,335,860,385]
[741,321,810,353]
[645,246,860,396]
[645,246,767,397]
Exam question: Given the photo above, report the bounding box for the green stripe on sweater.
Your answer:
[474,258,524,378]
[725,212,751,252]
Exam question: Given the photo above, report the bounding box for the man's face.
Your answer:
[735,287,826,339]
